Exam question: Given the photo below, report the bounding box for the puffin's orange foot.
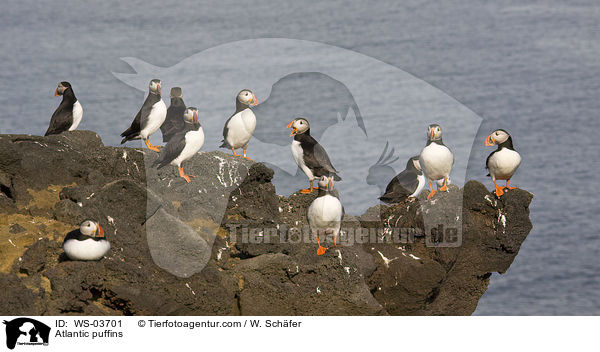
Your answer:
[243,156,253,161]
[144,139,162,152]
[494,186,504,196]
[317,245,327,256]
[506,186,516,190]
[439,185,448,192]
[179,167,193,183]
[231,148,240,157]
[300,188,313,194]
[427,190,437,200]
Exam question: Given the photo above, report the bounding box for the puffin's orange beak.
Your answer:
[193,111,198,124]
[157,84,161,95]
[429,130,434,141]
[54,89,59,96]
[250,94,259,106]
[96,225,105,238]
[287,120,298,137]
[484,134,495,146]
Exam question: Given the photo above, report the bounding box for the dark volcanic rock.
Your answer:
[0,131,533,315]
[0,273,37,315]
[146,208,211,278]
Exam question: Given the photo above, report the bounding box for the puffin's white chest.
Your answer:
[291,140,314,180]
[420,143,454,181]
[63,238,110,261]
[140,100,167,139]
[225,109,256,148]
[307,195,343,235]
[488,148,521,180]
[69,100,83,131]
[171,128,205,167]
[410,174,426,198]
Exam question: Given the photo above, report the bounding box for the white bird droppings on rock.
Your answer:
[377,251,399,268]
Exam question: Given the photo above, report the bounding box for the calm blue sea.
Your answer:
[1,0,599,315]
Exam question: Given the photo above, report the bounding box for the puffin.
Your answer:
[419,124,454,200]
[287,117,341,194]
[63,220,110,261]
[153,107,204,183]
[160,87,186,143]
[220,89,259,159]
[485,129,522,196]
[44,81,83,136]
[307,176,344,255]
[379,156,426,203]
[120,79,167,152]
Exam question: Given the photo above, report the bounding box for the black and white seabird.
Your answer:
[160,87,186,143]
[307,176,344,255]
[120,79,167,152]
[220,89,258,159]
[153,107,204,183]
[379,156,426,203]
[419,124,454,200]
[485,129,522,196]
[44,81,83,136]
[287,117,341,194]
[63,220,110,261]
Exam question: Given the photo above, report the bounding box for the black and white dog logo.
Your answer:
[3,318,50,349]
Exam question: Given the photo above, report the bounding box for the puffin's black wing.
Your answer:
[121,94,158,143]
[153,130,187,169]
[485,150,496,177]
[304,142,341,180]
[120,108,143,142]
[161,98,186,143]
[379,169,419,203]
[45,104,73,136]
[219,113,235,148]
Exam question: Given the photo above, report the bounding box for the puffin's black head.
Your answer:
[427,124,443,142]
[183,107,200,125]
[79,220,105,239]
[55,81,72,96]
[170,87,183,99]
[485,129,511,146]
[237,89,258,107]
[287,117,310,137]
[149,79,162,95]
